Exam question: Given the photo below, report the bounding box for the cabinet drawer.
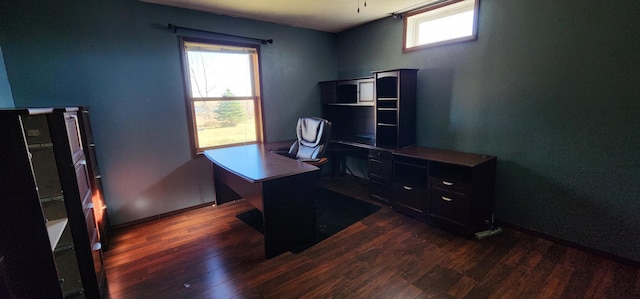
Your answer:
[84,207,98,245]
[368,158,392,181]
[369,149,392,161]
[393,183,426,215]
[369,180,391,204]
[429,177,469,195]
[429,162,472,186]
[74,160,92,205]
[429,188,470,227]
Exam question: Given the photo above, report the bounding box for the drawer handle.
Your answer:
[403,186,413,191]
[442,181,453,186]
[442,196,453,202]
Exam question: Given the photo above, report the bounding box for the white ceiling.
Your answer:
[140,0,436,33]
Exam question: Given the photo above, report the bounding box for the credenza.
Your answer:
[330,141,497,238]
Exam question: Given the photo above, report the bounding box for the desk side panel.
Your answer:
[262,171,318,258]
[213,164,245,207]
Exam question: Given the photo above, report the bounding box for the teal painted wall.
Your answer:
[0,0,336,225]
[0,44,14,107]
[337,0,640,262]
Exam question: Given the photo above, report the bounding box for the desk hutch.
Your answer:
[321,69,497,237]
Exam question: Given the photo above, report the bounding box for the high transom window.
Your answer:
[404,0,479,52]
[180,38,264,153]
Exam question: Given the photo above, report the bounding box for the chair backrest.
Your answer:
[288,117,331,160]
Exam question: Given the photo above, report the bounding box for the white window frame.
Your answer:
[403,0,479,52]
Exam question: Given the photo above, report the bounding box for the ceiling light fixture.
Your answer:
[357,0,367,13]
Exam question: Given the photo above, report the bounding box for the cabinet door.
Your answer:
[64,113,84,164]
[358,79,374,103]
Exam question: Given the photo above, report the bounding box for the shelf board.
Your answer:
[40,195,64,203]
[326,103,374,107]
[46,218,68,251]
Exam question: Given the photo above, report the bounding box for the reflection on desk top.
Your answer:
[394,147,496,167]
[330,140,495,167]
[203,144,319,183]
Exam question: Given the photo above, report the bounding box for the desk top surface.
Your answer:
[204,144,318,183]
[332,140,496,167]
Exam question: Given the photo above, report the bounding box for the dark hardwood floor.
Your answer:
[103,176,640,298]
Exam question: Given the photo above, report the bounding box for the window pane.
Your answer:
[417,10,474,45]
[186,51,253,98]
[404,0,478,51]
[194,100,257,148]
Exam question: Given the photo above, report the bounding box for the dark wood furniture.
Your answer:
[320,68,495,237]
[320,77,376,145]
[203,144,320,258]
[0,107,105,298]
[320,76,374,105]
[321,69,418,205]
[78,108,110,252]
[368,148,393,204]
[330,141,496,237]
[395,147,496,237]
[373,69,418,149]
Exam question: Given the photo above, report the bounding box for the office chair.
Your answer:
[283,117,331,166]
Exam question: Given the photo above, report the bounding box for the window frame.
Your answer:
[179,37,265,155]
[403,0,479,52]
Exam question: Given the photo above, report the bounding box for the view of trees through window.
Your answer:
[182,40,262,151]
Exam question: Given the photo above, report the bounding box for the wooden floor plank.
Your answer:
[103,176,640,298]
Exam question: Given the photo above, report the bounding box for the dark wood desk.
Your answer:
[327,140,497,237]
[203,144,319,258]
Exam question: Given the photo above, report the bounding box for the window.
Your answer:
[180,38,264,153]
[403,0,479,52]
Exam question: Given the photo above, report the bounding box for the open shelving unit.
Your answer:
[373,69,418,149]
[0,107,104,298]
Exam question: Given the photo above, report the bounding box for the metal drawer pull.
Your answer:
[403,186,413,191]
[442,196,453,202]
[442,181,453,186]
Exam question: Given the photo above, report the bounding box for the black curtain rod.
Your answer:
[168,23,273,44]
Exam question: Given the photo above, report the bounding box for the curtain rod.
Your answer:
[168,23,273,45]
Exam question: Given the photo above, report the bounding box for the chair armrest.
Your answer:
[271,150,294,158]
[298,158,320,162]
